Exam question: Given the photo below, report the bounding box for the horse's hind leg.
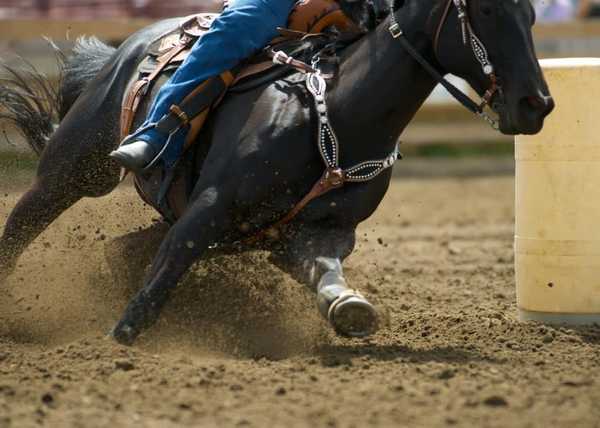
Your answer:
[0,120,120,282]
[0,179,81,279]
[270,226,379,337]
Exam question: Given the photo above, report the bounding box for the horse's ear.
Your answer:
[378,0,405,15]
[338,0,378,31]
[339,0,406,30]
[385,0,406,10]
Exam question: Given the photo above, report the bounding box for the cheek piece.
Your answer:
[386,0,502,130]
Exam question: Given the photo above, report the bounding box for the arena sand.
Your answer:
[1,175,599,427]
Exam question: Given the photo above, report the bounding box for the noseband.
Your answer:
[388,0,501,129]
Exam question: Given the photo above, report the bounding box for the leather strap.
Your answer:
[433,0,453,55]
[387,0,495,119]
[120,37,193,140]
[247,167,345,243]
[153,74,229,136]
[395,32,482,115]
[271,50,320,74]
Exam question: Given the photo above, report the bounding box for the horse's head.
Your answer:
[433,0,554,135]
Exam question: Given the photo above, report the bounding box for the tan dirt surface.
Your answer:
[1,175,600,427]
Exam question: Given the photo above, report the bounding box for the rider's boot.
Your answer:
[109,140,158,172]
[110,73,233,173]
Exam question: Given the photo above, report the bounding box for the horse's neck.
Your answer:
[328,14,438,163]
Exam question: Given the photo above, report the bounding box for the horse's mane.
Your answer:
[338,0,391,31]
[276,0,392,65]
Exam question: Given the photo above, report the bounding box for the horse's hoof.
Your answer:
[328,291,379,338]
[110,323,137,346]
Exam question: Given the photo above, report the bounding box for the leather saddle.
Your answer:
[122,0,359,221]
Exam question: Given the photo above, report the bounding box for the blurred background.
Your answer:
[0,0,599,177]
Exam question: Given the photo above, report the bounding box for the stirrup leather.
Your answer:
[119,71,235,172]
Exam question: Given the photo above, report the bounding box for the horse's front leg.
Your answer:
[111,185,234,345]
[272,227,379,337]
[314,256,379,337]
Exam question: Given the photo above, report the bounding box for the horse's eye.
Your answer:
[481,5,493,16]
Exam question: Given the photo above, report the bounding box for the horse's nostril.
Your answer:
[543,96,555,115]
[526,95,554,115]
[526,96,543,110]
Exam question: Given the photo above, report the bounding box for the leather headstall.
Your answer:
[387,0,501,129]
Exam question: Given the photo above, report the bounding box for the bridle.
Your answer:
[388,0,502,129]
[436,0,500,109]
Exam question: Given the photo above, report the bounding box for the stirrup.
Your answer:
[117,123,178,173]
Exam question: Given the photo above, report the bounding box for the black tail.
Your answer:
[0,37,115,156]
[59,37,116,119]
[0,56,61,156]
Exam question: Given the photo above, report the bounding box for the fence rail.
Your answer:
[1,6,599,56]
[0,0,223,19]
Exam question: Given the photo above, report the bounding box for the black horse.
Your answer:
[0,0,553,345]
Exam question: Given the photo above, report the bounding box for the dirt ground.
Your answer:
[1,171,600,428]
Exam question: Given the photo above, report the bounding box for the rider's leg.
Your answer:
[110,0,296,172]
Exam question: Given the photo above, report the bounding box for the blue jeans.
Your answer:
[133,0,296,166]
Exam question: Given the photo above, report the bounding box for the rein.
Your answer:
[387,0,501,129]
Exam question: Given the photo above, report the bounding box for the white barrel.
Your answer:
[515,58,600,324]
